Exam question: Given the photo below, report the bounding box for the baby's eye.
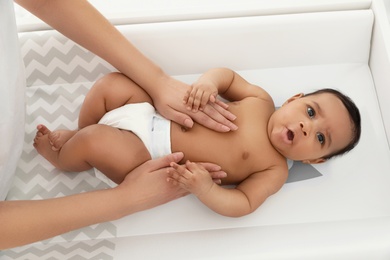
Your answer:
[307,107,316,118]
[317,133,325,144]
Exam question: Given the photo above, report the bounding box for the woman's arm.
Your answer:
[0,188,124,249]
[15,0,236,132]
[0,152,227,249]
[0,152,185,250]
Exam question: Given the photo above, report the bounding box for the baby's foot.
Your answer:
[36,124,50,136]
[49,129,77,151]
[33,125,61,168]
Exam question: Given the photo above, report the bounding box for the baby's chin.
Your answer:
[284,155,301,161]
[270,144,299,161]
[276,146,306,161]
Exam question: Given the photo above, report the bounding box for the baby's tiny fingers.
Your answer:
[185,160,206,172]
[167,167,180,180]
[171,162,193,179]
[187,88,198,108]
[198,95,210,111]
[166,176,180,186]
[192,92,203,112]
[171,162,186,172]
[183,89,191,105]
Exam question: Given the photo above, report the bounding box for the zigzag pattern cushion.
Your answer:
[3,30,118,259]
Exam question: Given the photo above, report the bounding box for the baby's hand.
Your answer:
[183,80,225,112]
[167,160,215,197]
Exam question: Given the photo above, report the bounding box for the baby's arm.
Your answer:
[168,162,287,217]
[185,68,274,111]
[184,68,227,112]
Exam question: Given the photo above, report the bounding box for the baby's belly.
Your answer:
[170,122,251,184]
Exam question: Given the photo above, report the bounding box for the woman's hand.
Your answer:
[183,79,221,112]
[151,76,237,132]
[197,161,227,185]
[166,161,221,197]
[117,152,188,214]
[117,153,226,214]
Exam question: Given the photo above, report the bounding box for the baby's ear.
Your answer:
[283,93,304,105]
[302,158,327,164]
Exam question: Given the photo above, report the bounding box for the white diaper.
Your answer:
[95,102,171,187]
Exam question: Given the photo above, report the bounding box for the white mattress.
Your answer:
[3,5,390,260]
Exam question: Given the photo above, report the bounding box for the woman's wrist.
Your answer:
[111,185,139,218]
[144,72,177,99]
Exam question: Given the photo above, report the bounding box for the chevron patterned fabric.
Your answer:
[2,30,118,259]
[1,239,116,260]
[20,30,114,87]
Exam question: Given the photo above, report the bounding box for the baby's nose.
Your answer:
[300,122,308,136]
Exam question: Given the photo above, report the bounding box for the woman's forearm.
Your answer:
[0,188,126,250]
[0,153,185,250]
[15,0,168,92]
[16,0,237,131]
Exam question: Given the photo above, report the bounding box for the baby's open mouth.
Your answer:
[287,129,294,141]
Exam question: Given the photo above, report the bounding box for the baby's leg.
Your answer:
[35,124,151,184]
[78,72,153,128]
[49,72,152,151]
[48,129,77,151]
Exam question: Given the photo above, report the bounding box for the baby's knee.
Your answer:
[92,72,123,91]
[74,125,109,151]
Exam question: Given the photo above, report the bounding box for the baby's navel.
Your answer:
[180,126,187,132]
[242,151,250,160]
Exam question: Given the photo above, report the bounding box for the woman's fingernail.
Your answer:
[184,118,193,128]
[221,125,230,132]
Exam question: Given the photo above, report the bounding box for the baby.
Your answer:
[34,68,361,217]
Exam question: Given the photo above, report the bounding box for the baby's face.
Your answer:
[267,93,353,163]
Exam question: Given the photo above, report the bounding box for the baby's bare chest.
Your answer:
[171,100,278,184]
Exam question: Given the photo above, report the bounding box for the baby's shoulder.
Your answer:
[237,97,275,119]
[253,156,289,180]
[242,95,274,108]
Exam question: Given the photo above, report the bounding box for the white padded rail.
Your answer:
[16,0,372,32]
[118,10,373,75]
[370,0,390,148]
[90,0,372,25]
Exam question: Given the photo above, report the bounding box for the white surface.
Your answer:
[0,0,25,200]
